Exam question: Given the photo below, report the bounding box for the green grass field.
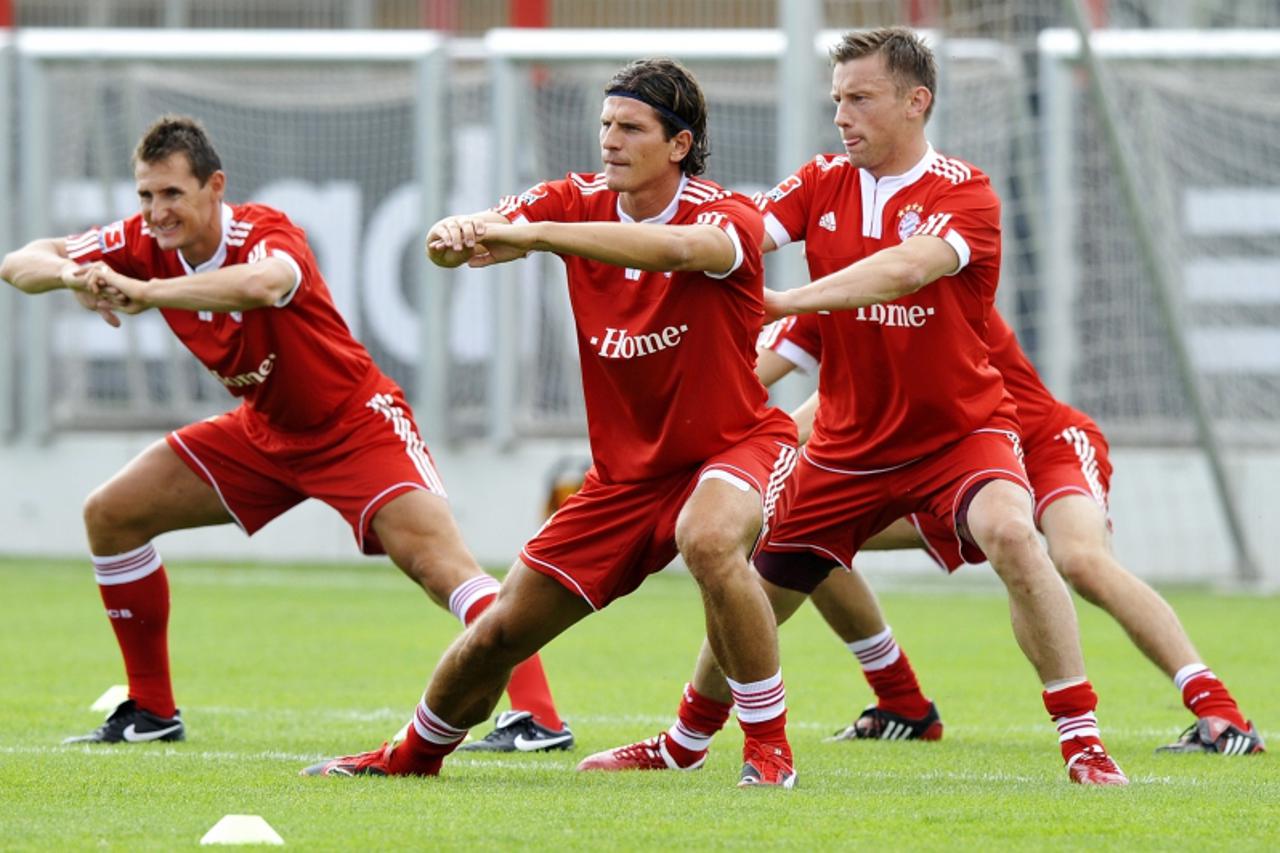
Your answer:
[1,557,1276,850]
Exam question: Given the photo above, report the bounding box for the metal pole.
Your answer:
[772,0,822,413]
[415,44,449,444]
[488,54,519,449]
[18,53,51,444]
[1062,0,1259,582]
[0,32,13,440]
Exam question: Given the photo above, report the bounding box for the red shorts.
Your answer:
[167,376,446,555]
[521,421,799,610]
[759,426,1029,589]
[909,414,1111,572]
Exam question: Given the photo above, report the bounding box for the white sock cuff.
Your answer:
[447,575,501,625]
[848,626,900,671]
[1174,663,1212,692]
[411,699,468,746]
[1055,711,1099,742]
[1043,676,1088,693]
[727,670,786,724]
[667,722,713,753]
[91,542,163,586]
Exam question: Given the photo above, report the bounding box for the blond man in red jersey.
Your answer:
[580,28,1128,785]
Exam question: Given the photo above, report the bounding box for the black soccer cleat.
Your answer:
[456,710,574,753]
[63,699,185,744]
[1156,716,1266,756]
[828,701,944,741]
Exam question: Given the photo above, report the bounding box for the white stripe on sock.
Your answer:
[1173,663,1211,692]
[92,542,163,586]
[847,626,901,672]
[727,670,786,724]
[411,700,468,746]
[447,575,501,625]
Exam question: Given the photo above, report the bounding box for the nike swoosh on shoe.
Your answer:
[513,733,573,752]
[122,723,183,743]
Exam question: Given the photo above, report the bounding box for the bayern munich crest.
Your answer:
[897,203,924,241]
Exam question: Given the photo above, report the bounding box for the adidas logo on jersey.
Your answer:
[590,325,689,360]
[818,211,837,232]
[854,304,935,328]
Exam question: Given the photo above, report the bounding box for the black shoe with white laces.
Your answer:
[827,702,944,742]
[63,699,185,744]
[457,710,574,753]
[1156,716,1265,755]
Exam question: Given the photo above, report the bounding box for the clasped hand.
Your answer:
[424,217,533,269]
[64,262,150,327]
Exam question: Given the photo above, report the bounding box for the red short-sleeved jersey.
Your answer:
[757,314,822,374]
[66,203,376,432]
[756,147,1014,468]
[984,311,1072,446]
[496,172,788,483]
[764,308,1072,448]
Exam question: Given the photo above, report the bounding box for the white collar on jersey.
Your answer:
[615,174,689,225]
[858,143,938,240]
[177,202,234,276]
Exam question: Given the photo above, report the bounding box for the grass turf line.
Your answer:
[0,557,1276,850]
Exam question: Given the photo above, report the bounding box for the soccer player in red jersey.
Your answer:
[304,59,801,788]
[755,310,1263,754]
[0,115,568,750]
[580,28,1127,785]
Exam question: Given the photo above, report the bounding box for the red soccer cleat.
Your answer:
[301,742,441,778]
[1065,743,1129,786]
[737,738,796,789]
[576,732,705,772]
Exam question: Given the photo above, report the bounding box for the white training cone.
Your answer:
[90,685,129,712]
[200,815,284,846]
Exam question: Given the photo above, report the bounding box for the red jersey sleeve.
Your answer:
[696,192,764,285]
[63,215,150,278]
[493,175,580,224]
[237,221,309,308]
[912,172,1000,275]
[757,312,822,374]
[753,156,826,249]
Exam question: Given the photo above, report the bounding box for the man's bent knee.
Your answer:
[676,519,751,584]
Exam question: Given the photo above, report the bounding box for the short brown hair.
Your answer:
[133,115,223,185]
[605,58,710,176]
[830,27,937,121]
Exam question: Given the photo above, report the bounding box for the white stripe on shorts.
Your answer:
[365,392,447,497]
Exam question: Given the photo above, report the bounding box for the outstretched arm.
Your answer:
[467,220,738,275]
[768,235,959,317]
[83,256,297,313]
[0,238,84,294]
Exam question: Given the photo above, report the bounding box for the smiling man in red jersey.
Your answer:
[0,115,567,750]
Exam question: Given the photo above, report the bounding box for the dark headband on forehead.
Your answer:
[605,88,694,135]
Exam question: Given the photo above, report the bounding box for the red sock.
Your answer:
[664,683,732,766]
[1043,680,1104,762]
[93,546,175,718]
[864,654,931,719]
[463,594,563,730]
[1179,668,1248,729]
[740,709,790,755]
[387,701,465,775]
[729,672,790,751]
